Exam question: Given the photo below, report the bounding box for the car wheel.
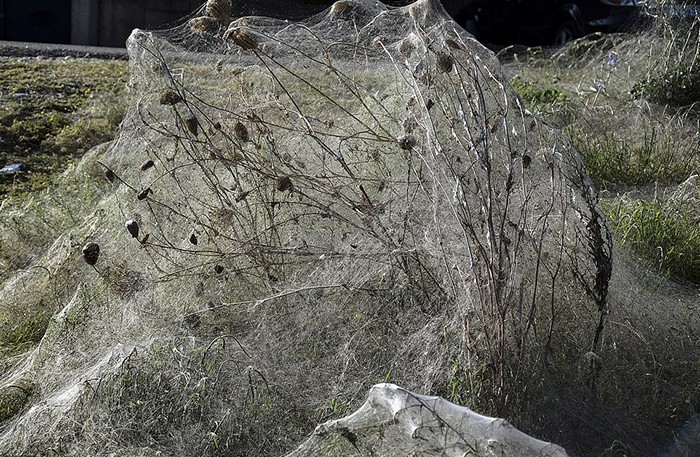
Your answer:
[553,21,579,46]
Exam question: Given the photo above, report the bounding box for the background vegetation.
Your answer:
[501,9,700,454]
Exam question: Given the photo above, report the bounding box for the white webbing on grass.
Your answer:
[289,383,569,457]
[0,1,610,455]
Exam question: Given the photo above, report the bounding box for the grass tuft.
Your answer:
[0,378,34,423]
[572,128,697,188]
[604,195,700,282]
[633,61,700,107]
[0,308,51,353]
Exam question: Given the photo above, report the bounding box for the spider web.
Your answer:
[0,1,610,455]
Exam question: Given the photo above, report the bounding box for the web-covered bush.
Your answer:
[0,1,612,455]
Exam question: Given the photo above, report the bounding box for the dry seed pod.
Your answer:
[183,312,201,329]
[233,121,249,142]
[137,188,152,200]
[82,242,100,265]
[140,160,155,171]
[160,90,182,106]
[104,168,116,183]
[125,220,140,239]
[235,190,251,202]
[436,52,454,73]
[189,16,217,34]
[141,233,150,245]
[184,115,199,136]
[276,175,293,192]
[206,0,231,21]
[331,1,351,15]
[399,135,416,150]
[522,154,532,169]
[214,264,224,274]
[189,232,198,245]
[225,26,258,50]
[397,38,415,57]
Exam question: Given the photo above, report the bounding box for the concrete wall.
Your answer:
[4,0,368,47]
[71,0,201,47]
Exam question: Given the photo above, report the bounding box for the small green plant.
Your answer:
[510,75,566,110]
[326,396,352,418]
[600,440,632,457]
[604,196,700,282]
[630,13,700,107]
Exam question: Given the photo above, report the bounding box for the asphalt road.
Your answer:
[0,40,127,59]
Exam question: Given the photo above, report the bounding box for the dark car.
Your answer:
[441,0,643,46]
[652,0,700,22]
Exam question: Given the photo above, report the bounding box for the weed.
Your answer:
[631,17,700,107]
[498,8,700,454]
[65,339,313,456]
[633,61,700,107]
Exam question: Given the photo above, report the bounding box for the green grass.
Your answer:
[505,20,700,280]
[0,58,127,361]
[0,58,128,195]
[604,197,700,282]
[502,24,700,453]
[572,128,697,189]
[0,378,34,423]
[630,19,700,107]
[68,340,313,456]
[0,308,51,354]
